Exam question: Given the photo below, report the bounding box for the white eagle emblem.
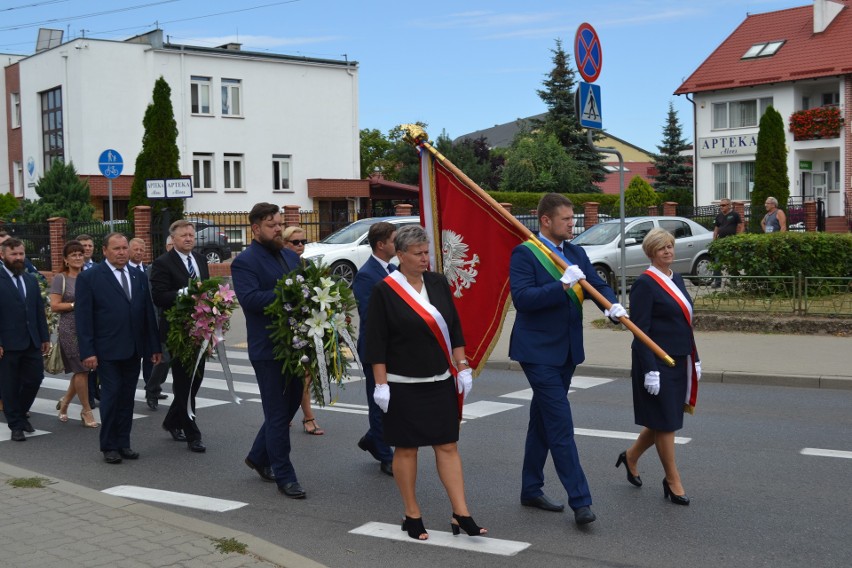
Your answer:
[441,230,480,298]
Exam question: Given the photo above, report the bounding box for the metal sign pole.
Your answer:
[108,178,114,229]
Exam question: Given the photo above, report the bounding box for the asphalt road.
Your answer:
[3,351,851,568]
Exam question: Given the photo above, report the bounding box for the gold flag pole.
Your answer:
[403,124,675,367]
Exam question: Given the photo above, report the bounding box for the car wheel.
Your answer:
[205,248,222,264]
[690,254,713,285]
[594,264,614,288]
[330,260,357,287]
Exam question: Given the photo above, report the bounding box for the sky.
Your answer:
[0,0,809,152]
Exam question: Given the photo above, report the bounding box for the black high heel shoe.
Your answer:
[401,516,428,540]
[615,451,643,487]
[450,513,487,536]
[662,479,690,506]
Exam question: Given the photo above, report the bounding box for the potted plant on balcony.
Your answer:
[789,105,844,141]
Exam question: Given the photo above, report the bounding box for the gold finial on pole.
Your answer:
[401,124,428,147]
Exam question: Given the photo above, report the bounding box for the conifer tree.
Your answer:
[653,102,693,192]
[750,106,789,232]
[128,76,183,223]
[23,160,94,223]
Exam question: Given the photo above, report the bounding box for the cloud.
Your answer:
[414,11,559,31]
[180,34,343,49]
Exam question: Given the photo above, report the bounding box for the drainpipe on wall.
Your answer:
[685,93,697,208]
[344,55,358,179]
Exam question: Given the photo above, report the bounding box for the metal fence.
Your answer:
[0,222,51,270]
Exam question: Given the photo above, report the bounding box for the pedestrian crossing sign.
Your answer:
[577,82,602,129]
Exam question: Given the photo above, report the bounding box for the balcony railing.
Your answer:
[789,105,844,141]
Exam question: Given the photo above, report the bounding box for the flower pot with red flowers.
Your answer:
[789,106,844,141]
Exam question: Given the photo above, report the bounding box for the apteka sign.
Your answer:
[699,134,757,157]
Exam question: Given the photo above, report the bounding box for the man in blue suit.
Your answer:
[231,203,306,499]
[351,221,397,477]
[75,233,161,464]
[0,238,50,441]
[509,193,627,526]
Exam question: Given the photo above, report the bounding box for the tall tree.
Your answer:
[436,132,502,190]
[499,131,591,193]
[535,39,607,188]
[128,76,183,224]
[359,128,392,178]
[23,160,94,223]
[653,102,693,193]
[750,106,789,232]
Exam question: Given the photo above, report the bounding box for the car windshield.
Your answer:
[320,219,382,245]
[571,222,622,246]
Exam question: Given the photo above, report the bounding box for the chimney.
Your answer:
[814,0,844,34]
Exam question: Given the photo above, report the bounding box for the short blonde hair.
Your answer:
[282,226,305,241]
[641,227,675,259]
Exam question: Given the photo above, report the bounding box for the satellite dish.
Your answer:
[36,28,64,52]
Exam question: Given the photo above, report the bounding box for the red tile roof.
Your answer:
[594,162,656,195]
[675,1,852,94]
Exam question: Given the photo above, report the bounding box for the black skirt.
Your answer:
[383,378,459,447]
[631,352,689,432]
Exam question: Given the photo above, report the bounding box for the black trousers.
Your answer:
[0,346,43,431]
[162,358,205,442]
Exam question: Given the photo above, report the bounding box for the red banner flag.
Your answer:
[419,150,529,373]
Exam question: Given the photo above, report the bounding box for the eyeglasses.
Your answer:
[289,239,308,245]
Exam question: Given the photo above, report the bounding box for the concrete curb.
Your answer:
[0,461,328,568]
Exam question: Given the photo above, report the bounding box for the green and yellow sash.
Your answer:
[522,240,584,313]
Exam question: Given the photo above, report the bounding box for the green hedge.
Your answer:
[709,232,852,277]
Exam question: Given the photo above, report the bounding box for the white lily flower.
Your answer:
[311,286,338,312]
[320,276,335,289]
[331,312,347,329]
[305,310,330,339]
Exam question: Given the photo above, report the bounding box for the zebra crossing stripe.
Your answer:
[102,485,247,512]
[350,522,530,555]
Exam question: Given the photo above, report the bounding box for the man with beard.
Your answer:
[231,203,306,499]
[0,238,50,441]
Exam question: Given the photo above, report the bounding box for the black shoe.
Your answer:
[616,451,643,487]
[401,516,428,540]
[245,457,276,482]
[162,425,186,441]
[663,479,690,506]
[157,394,169,400]
[103,450,122,464]
[451,513,487,536]
[11,430,26,442]
[574,506,596,525]
[119,448,139,459]
[278,481,306,499]
[521,494,565,512]
[188,440,206,453]
[146,398,158,411]
[22,420,35,433]
[380,461,393,477]
[357,435,378,459]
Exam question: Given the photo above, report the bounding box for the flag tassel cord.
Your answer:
[402,124,675,368]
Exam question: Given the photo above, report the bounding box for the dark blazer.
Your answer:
[352,255,389,350]
[509,241,616,367]
[0,269,49,351]
[629,272,698,374]
[149,249,210,340]
[75,261,160,361]
[231,240,301,361]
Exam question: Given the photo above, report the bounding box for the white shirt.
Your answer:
[176,251,199,277]
[371,254,393,274]
[104,260,131,299]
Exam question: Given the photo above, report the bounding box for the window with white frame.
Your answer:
[193,153,214,190]
[822,161,841,190]
[191,76,212,115]
[13,161,24,197]
[223,153,244,190]
[10,92,21,128]
[221,78,242,116]
[714,161,754,201]
[712,97,773,130]
[272,154,292,192]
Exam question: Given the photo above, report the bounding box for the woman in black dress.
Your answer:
[616,228,700,505]
[49,240,99,428]
[365,225,486,540]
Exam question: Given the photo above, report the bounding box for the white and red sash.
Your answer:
[644,266,699,413]
[384,271,463,417]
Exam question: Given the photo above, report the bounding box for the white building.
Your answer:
[3,29,359,218]
[675,0,850,227]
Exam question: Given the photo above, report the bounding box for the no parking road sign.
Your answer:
[575,22,602,83]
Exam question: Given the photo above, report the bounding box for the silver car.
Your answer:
[570,216,714,287]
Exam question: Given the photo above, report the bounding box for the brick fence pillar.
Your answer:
[132,205,153,263]
[804,200,817,232]
[282,205,301,227]
[662,201,678,216]
[47,216,67,274]
[583,202,599,228]
[648,205,659,216]
[732,201,746,226]
[394,203,413,216]
[499,202,513,214]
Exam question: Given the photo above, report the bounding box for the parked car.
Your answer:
[302,216,420,286]
[515,213,612,236]
[186,217,232,264]
[570,216,714,287]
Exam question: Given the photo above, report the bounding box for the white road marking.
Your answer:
[800,448,852,459]
[501,377,615,401]
[462,401,523,419]
[574,428,691,444]
[350,522,530,556]
[102,486,247,512]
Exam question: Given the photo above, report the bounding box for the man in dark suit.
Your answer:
[351,222,397,477]
[0,238,50,441]
[75,233,161,464]
[128,237,157,406]
[149,220,210,453]
[509,193,626,526]
[231,202,306,499]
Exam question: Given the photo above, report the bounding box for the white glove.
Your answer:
[457,368,473,401]
[695,360,702,382]
[373,383,390,413]
[644,371,660,396]
[560,265,586,287]
[177,287,189,297]
[605,303,628,322]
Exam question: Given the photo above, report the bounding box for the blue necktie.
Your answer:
[15,274,26,301]
[387,263,397,274]
[187,255,197,279]
[117,269,131,300]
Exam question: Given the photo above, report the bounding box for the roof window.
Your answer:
[742,40,785,59]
